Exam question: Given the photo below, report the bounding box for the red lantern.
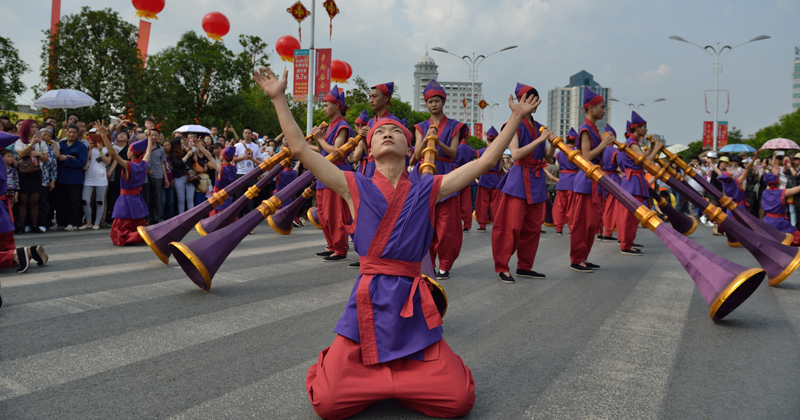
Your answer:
[331,59,352,83]
[201,12,230,41]
[132,0,165,19]
[286,1,311,42]
[322,0,339,40]
[275,35,301,62]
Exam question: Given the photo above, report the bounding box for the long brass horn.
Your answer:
[547,128,765,321]
[648,187,698,236]
[268,183,316,234]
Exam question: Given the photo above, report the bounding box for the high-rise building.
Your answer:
[413,51,482,129]
[793,50,800,110]
[547,70,612,140]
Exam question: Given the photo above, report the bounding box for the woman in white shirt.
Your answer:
[14,120,49,234]
[80,133,111,229]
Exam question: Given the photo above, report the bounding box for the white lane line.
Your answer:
[524,253,695,419]
[0,280,353,402]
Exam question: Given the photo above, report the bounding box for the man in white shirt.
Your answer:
[232,126,262,216]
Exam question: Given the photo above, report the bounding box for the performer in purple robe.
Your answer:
[616,111,662,255]
[473,126,501,231]
[252,66,540,420]
[208,146,237,216]
[761,172,800,245]
[570,87,616,272]
[413,79,466,280]
[273,160,299,204]
[491,83,556,283]
[598,124,620,241]
[311,85,355,261]
[552,128,578,235]
[718,155,757,246]
[453,125,477,231]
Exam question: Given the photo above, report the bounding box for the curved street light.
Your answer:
[610,97,667,110]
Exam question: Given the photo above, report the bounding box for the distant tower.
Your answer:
[414,49,439,112]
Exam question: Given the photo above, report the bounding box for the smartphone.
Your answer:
[192,147,197,152]
[264,146,274,153]
[126,122,134,129]
[90,133,103,144]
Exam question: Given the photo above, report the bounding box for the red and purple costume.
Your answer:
[0,133,18,269]
[474,127,501,230]
[110,139,149,246]
[552,128,578,234]
[453,135,477,231]
[599,125,620,238]
[616,113,648,251]
[208,147,237,216]
[760,173,800,245]
[274,165,298,203]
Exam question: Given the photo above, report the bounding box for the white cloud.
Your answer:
[636,64,673,86]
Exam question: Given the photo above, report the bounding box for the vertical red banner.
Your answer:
[314,48,332,101]
[136,20,152,66]
[475,123,483,140]
[51,0,61,36]
[717,121,728,148]
[293,49,310,102]
[702,121,714,149]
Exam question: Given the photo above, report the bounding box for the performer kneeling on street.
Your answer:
[253,66,539,420]
[761,171,800,246]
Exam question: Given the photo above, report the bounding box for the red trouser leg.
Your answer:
[552,190,569,232]
[0,231,16,269]
[618,195,644,250]
[459,186,472,230]
[597,195,606,235]
[110,218,146,246]
[306,335,475,420]
[474,186,491,229]
[318,188,349,256]
[603,194,617,237]
[317,189,332,250]
[430,197,463,272]
[569,193,602,264]
[492,194,545,273]
[489,188,502,223]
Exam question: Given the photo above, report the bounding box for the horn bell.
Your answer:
[307,207,322,230]
[138,200,214,264]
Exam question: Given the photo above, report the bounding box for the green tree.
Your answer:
[467,136,487,150]
[37,7,142,120]
[727,126,743,144]
[678,140,705,161]
[234,35,271,90]
[0,37,30,110]
[746,108,800,151]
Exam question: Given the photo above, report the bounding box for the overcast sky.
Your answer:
[3,0,799,143]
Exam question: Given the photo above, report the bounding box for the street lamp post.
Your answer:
[489,102,500,126]
[669,35,770,151]
[609,97,666,110]
[431,45,517,135]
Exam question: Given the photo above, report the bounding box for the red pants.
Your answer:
[306,335,475,420]
[569,193,602,264]
[317,188,350,256]
[0,231,15,269]
[491,194,544,273]
[474,186,500,229]
[600,194,618,237]
[552,190,573,233]
[430,197,462,272]
[617,196,643,250]
[110,218,146,246]
[458,186,473,231]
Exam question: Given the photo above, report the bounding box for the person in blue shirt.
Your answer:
[56,124,88,231]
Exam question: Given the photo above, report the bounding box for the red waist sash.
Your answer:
[560,169,578,174]
[1,195,12,222]
[120,187,142,195]
[624,169,647,196]
[436,156,454,163]
[514,158,548,204]
[766,212,787,219]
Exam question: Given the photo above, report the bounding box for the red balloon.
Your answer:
[331,60,348,83]
[343,61,353,81]
[202,12,230,41]
[132,0,164,19]
[275,35,301,62]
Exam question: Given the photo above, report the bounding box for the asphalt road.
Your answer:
[1,218,799,419]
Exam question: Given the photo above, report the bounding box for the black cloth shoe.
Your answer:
[29,245,48,266]
[621,248,643,256]
[569,263,593,273]
[436,271,450,280]
[316,250,334,258]
[477,228,486,232]
[348,261,360,269]
[617,240,643,248]
[463,228,469,232]
[541,230,547,234]
[556,230,563,236]
[584,262,600,270]
[597,235,604,241]
[516,269,546,279]
[323,254,346,262]
[16,247,31,274]
[498,273,515,284]
[601,236,616,241]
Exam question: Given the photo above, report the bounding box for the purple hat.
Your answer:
[764,173,779,185]
[567,128,578,140]
[515,83,535,101]
[323,85,346,110]
[129,138,148,155]
[630,111,647,130]
[625,120,631,134]
[486,126,498,140]
[583,86,603,109]
[399,118,408,128]
[424,79,447,102]
[372,82,394,97]
[355,110,369,126]
[223,146,236,160]
[0,132,20,149]
[604,124,616,136]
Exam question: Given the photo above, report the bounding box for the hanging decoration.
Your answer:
[201,12,230,41]
[462,98,468,118]
[132,0,165,19]
[478,99,488,124]
[276,35,302,62]
[331,59,352,83]
[287,1,311,42]
[322,0,339,40]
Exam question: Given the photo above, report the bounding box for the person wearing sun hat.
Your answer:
[412,79,467,280]
[474,126,502,231]
[310,85,355,262]
[598,124,620,241]
[552,127,579,235]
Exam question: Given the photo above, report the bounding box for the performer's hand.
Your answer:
[509,93,540,117]
[310,126,324,140]
[602,132,616,145]
[253,67,288,99]
[653,140,663,151]
[538,128,553,143]
[426,126,438,138]
[94,120,108,137]
[358,126,369,137]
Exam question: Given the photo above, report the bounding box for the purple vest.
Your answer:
[112,160,149,219]
[762,188,796,233]
[275,168,298,204]
[477,147,501,189]
[213,164,237,211]
[719,173,745,204]
[0,156,12,234]
[414,117,464,176]
[555,150,578,192]
[334,171,443,363]
[359,111,402,179]
[453,141,476,186]
[317,116,354,190]
[573,120,605,195]
[498,119,547,204]
[617,137,648,198]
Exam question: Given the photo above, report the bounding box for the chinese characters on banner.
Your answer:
[702,121,714,149]
[475,123,483,140]
[292,49,310,102]
[717,121,728,148]
[314,48,332,101]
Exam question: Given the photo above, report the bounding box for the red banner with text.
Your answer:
[475,123,483,140]
[314,48,332,101]
[717,121,728,148]
[292,49,310,102]
[702,121,714,149]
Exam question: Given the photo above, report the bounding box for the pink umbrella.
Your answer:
[762,138,800,150]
